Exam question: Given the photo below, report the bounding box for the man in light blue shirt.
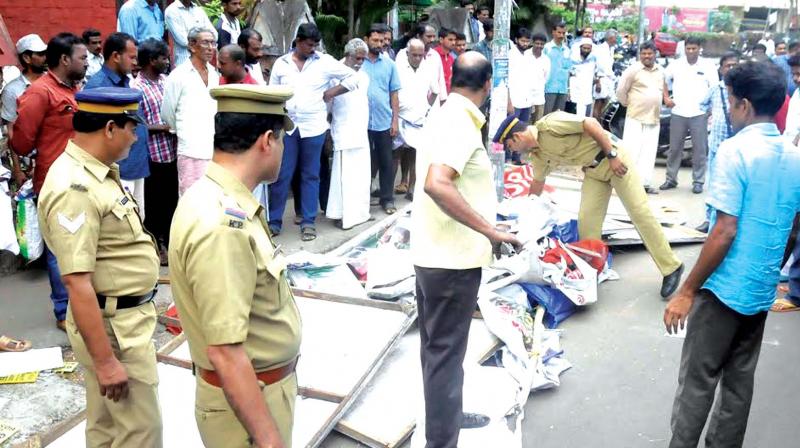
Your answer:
[543,22,572,114]
[665,61,800,448]
[362,24,401,214]
[118,0,165,43]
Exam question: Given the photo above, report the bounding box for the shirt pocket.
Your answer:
[265,254,289,309]
[55,99,75,127]
[109,203,143,239]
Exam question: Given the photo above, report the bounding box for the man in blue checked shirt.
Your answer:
[664,61,800,448]
[695,52,738,233]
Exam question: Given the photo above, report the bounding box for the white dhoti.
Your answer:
[326,145,371,229]
[622,117,660,187]
[393,118,426,150]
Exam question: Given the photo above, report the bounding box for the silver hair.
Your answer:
[344,38,368,56]
[605,29,618,39]
[188,26,215,44]
[407,38,425,51]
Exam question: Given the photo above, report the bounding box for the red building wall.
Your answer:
[0,0,118,44]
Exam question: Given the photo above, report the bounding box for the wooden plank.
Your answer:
[335,319,501,448]
[306,309,417,448]
[291,288,411,314]
[38,409,87,446]
[156,333,186,356]
[325,205,411,257]
[157,314,182,330]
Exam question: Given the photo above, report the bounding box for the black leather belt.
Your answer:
[97,289,156,310]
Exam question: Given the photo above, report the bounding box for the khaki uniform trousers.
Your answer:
[578,149,682,277]
[195,371,298,448]
[66,300,162,448]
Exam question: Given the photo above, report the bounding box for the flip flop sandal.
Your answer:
[383,203,397,215]
[394,183,408,194]
[0,335,32,352]
[301,226,317,242]
[770,298,800,313]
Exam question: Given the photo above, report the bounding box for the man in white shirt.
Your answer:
[82,29,104,81]
[165,0,217,67]
[398,24,447,105]
[161,27,220,195]
[569,38,598,117]
[592,29,617,120]
[394,38,439,200]
[660,36,717,193]
[529,33,551,123]
[268,23,356,241]
[327,39,372,230]
[784,54,800,145]
[507,27,534,122]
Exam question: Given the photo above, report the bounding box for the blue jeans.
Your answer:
[46,246,69,321]
[788,231,800,304]
[268,130,326,230]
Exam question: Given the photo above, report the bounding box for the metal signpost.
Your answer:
[488,0,512,201]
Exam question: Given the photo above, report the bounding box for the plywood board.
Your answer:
[49,363,338,448]
[336,320,501,448]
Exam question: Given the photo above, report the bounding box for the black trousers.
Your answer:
[369,129,394,206]
[669,290,768,448]
[415,266,482,448]
[143,159,178,247]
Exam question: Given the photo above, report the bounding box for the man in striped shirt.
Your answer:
[132,38,177,264]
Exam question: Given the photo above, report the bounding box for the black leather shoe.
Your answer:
[659,180,677,191]
[461,412,491,429]
[692,184,703,194]
[695,221,709,233]
[661,264,684,298]
[644,186,660,195]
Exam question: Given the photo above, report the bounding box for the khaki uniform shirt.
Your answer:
[531,111,624,182]
[411,93,496,270]
[615,62,664,125]
[169,162,301,372]
[38,141,159,296]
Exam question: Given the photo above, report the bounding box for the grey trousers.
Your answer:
[669,290,767,448]
[666,114,708,186]
[544,93,568,115]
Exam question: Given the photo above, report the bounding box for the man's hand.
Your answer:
[322,89,336,103]
[11,167,27,187]
[664,97,675,108]
[390,118,399,138]
[95,356,129,402]
[664,290,694,334]
[609,158,628,177]
[488,228,523,253]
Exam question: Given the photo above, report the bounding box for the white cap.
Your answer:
[16,34,47,54]
[578,37,594,48]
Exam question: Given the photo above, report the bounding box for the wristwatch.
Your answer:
[606,150,618,160]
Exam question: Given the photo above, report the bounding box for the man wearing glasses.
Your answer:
[162,27,220,195]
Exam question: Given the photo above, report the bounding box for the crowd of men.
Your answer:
[2,1,800,447]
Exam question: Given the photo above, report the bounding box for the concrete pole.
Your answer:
[488,0,511,201]
[638,0,647,44]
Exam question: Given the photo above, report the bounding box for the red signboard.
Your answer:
[644,6,710,33]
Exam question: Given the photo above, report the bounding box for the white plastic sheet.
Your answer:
[0,167,19,255]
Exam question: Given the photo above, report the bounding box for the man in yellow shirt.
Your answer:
[496,111,684,297]
[412,52,519,447]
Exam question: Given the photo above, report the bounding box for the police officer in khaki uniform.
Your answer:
[37,87,162,447]
[169,84,301,448]
[496,111,685,297]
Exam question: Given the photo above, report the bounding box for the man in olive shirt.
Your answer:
[412,52,519,448]
[497,111,684,297]
[37,87,162,447]
[169,85,300,448]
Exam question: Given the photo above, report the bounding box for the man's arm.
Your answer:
[322,84,348,103]
[663,81,674,108]
[614,67,635,106]
[165,10,189,48]
[207,344,285,448]
[424,164,519,247]
[10,89,47,156]
[529,179,546,196]
[664,211,738,333]
[148,124,171,133]
[160,77,178,130]
[117,5,137,36]
[390,90,399,137]
[62,273,129,401]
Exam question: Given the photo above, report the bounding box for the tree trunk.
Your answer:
[348,0,355,38]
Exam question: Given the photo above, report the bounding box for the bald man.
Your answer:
[218,44,258,85]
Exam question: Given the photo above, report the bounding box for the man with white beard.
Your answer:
[326,39,372,230]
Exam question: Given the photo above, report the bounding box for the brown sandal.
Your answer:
[394,183,408,194]
[0,335,32,352]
